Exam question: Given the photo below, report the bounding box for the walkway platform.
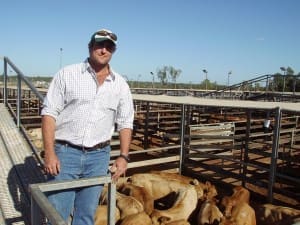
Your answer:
[0,103,45,225]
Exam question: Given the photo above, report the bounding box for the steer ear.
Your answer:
[158,216,171,223]
[191,179,199,185]
[205,181,210,185]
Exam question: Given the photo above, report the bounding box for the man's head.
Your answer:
[88,28,117,69]
[88,28,117,51]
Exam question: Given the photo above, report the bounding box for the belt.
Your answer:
[56,140,110,151]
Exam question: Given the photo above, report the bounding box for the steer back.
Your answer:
[119,212,152,225]
[151,186,198,225]
[129,172,206,200]
[128,173,192,199]
[116,192,144,219]
[118,182,154,215]
[162,219,191,225]
[151,171,218,200]
[94,205,121,225]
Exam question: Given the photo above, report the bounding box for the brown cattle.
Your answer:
[99,177,129,204]
[116,192,144,219]
[197,199,223,225]
[151,186,198,225]
[118,183,154,215]
[150,171,218,200]
[128,172,209,200]
[119,212,152,225]
[255,203,300,225]
[128,173,197,199]
[162,219,191,225]
[221,186,250,217]
[220,202,256,225]
[94,205,120,225]
[150,171,199,184]
[200,181,218,201]
[99,185,108,205]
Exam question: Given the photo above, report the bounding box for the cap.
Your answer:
[91,29,118,45]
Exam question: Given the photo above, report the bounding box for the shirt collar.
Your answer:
[83,58,116,81]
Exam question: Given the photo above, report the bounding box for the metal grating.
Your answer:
[0,103,45,225]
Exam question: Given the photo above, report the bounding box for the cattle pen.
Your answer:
[0,56,299,224]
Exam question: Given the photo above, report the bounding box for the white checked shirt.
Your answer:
[41,59,134,147]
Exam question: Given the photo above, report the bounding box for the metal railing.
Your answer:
[1,56,299,214]
[30,176,116,225]
[2,56,45,167]
[3,56,44,126]
[2,57,117,225]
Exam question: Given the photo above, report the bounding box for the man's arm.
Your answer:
[42,115,60,176]
[119,128,132,157]
[111,128,132,181]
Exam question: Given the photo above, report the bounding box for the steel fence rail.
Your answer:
[29,176,116,225]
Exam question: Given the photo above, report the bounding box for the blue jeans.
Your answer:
[47,143,110,225]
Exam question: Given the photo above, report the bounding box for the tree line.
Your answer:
[149,66,300,92]
[1,66,299,92]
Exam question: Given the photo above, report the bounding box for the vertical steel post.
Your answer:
[17,73,21,127]
[266,75,269,92]
[3,57,8,106]
[144,102,150,149]
[179,104,186,174]
[268,107,281,202]
[107,182,116,225]
[242,109,251,186]
[31,195,44,225]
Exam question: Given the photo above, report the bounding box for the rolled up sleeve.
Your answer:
[41,73,65,119]
[116,85,134,131]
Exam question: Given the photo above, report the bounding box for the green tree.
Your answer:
[157,66,169,85]
[285,67,295,92]
[168,66,182,88]
[286,67,294,75]
[272,73,283,91]
[156,66,182,87]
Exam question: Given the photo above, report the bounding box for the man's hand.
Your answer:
[110,156,128,182]
[44,152,61,176]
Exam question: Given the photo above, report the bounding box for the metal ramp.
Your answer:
[0,103,45,225]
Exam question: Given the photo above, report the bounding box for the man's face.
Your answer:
[89,40,116,66]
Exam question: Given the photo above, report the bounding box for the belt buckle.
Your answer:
[98,140,109,149]
[82,145,94,151]
[99,141,105,148]
[82,140,109,151]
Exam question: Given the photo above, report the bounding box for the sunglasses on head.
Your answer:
[96,30,117,42]
[95,41,116,52]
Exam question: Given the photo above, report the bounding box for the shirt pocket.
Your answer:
[95,92,119,120]
[105,98,118,112]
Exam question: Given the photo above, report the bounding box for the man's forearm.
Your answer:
[42,115,56,154]
[119,128,132,156]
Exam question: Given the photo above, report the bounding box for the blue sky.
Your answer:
[1,0,299,85]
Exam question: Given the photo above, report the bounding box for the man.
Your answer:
[41,28,134,225]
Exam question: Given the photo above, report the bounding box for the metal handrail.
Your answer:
[30,176,116,225]
[2,57,116,225]
[2,56,45,167]
[3,57,44,126]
